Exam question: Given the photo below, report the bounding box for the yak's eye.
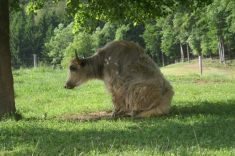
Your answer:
[70,65,77,71]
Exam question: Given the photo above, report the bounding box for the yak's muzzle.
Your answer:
[64,81,75,89]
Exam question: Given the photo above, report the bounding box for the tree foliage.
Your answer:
[44,23,74,66]
[115,24,130,41]
[62,31,93,67]
[92,22,117,50]
[9,0,235,68]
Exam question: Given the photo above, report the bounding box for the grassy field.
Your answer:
[1,59,235,155]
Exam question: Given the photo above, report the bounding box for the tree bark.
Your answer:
[0,0,16,117]
[186,43,190,62]
[161,51,165,67]
[218,39,221,63]
[180,43,184,62]
[209,52,213,60]
[198,54,202,75]
[228,47,231,60]
[221,37,226,64]
[218,36,226,64]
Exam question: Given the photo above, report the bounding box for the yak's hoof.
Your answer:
[112,111,128,118]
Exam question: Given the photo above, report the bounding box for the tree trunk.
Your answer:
[161,51,165,67]
[209,51,213,60]
[218,36,225,64]
[186,43,190,62]
[221,37,226,64]
[228,47,231,60]
[198,54,202,75]
[0,0,16,117]
[218,39,221,63]
[180,43,184,62]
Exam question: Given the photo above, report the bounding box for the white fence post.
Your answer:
[33,54,37,68]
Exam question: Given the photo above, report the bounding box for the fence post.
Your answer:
[33,54,37,68]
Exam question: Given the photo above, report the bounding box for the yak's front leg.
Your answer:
[111,94,129,118]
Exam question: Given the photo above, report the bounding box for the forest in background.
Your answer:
[10,0,235,68]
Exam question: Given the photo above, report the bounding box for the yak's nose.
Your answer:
[64,82,69,89]
[64,82,75,89]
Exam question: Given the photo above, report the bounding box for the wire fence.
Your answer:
[15,54,177,69]
[12,55,57,69]
[12,54,235,69]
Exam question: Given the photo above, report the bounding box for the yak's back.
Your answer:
[97,40,144,66]
[97,40,162,82]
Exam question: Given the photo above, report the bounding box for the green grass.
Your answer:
[162,58,235,78]
[1,60,235,155]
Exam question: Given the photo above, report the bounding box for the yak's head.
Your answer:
[64,51,87,89]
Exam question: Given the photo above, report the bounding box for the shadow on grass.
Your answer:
[170,100,235,116]
[1,100,235,155]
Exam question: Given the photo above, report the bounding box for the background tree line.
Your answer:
[10,0,235,68]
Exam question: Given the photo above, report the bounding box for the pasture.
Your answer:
[0,59,235,155]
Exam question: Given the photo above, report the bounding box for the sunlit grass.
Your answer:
[14,67,112,118]
[162,58,235,78]
[0,60,235,155]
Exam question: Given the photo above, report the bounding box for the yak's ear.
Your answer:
[75,50,81,65]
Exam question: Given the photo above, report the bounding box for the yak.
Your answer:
[64,40,174,118]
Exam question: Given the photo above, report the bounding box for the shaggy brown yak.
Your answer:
[64,40,174,118]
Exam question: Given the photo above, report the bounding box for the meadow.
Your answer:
[0,59,235,155]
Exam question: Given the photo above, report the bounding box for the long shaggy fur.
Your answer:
[65,40,174,118]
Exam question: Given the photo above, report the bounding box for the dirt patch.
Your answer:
[60,111,113,121]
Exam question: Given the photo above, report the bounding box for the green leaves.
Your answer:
[15,0,214,32]
[12,0,235,67]
[26,1,45,14]
[44,23,74,66]
[62,31,93,67]
[65,0,211,31]
[115,24,130,41]
[92,22,116,50]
